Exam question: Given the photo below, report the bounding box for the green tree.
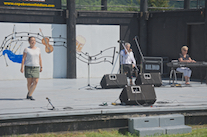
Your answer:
[148,0,169,7]
[148,0,170,11]
[61,0,66,5]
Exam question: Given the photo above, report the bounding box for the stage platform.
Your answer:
[0,78,207,135]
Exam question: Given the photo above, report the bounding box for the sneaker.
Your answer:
[27,96,35,100]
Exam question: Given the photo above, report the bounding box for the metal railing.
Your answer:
[62,0,205,12]
[62,4,140,11]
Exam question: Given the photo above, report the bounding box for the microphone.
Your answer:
[117,40,125,43]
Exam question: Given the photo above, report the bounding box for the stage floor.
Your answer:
[0,78,207,120]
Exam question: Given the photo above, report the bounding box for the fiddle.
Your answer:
[39,28,53,53]
[125,48,132,54]
[128,48,132,52]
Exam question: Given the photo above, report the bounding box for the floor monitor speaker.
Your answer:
[135,73,162,87]
[100,74,127,89]
[119,85,156,105]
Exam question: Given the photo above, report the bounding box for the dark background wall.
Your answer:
[148,10,204,59]
[0,7,65,24]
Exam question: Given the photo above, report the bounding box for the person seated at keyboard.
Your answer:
[176,46,196,85]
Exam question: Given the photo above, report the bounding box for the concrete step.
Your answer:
[128,116,165,136]
[159,114,192,134]
[128,114,192,136]
[134,127,165,137]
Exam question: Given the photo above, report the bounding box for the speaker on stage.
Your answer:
[100,74,127,89]
[135,73,162,87]
[119,85,156,105]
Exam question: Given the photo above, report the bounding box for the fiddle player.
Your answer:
[176,46,196,85]
[20,37,42,100]
[120,42,136,85]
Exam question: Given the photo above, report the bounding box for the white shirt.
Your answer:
[120,49,136,65]
[24,47,41,67]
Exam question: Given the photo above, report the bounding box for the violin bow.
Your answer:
[4,55,8,67]
[14,42,23,54]
[12,40,19,52]
[8,25,16,50]
[39,28,51,53]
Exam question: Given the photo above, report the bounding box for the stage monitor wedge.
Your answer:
[119,85,156,105]
[100,74,127,89]
[135,73,162,87]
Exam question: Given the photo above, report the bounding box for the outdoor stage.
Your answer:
[0,78,207,135]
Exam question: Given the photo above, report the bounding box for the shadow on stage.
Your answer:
[0,98,24,101]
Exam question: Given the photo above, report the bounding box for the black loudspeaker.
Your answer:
[135,73,162,87]
[100,74,127,89]
[119,85,157,105]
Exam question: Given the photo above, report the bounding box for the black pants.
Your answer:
[123,64,133,79]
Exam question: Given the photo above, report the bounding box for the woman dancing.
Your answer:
[20,37,42,100]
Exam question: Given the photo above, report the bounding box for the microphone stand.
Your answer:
[134,36,145,62]
[134,36,146,74]
[46,97,55,110]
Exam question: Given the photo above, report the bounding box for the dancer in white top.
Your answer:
[120,42,136,85]
[20,37,43,100]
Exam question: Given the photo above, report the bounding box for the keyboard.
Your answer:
[167,61,207,68]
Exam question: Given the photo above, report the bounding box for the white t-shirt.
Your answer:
[120,49,136,65]
[24,47,41,67]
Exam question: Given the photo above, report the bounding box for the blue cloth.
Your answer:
[3,50,23,63]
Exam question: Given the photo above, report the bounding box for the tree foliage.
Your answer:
[148,0,170,7]
[148,0,170,11]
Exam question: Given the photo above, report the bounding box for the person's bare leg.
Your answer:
[28,78,39,96]
[27,78,33,96]
[187,77,190,83]
[130,79,133,85]
[185,76,190,84]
